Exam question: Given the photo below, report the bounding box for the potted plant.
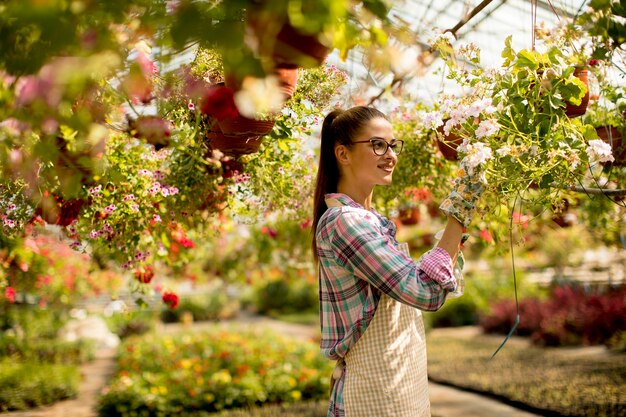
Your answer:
[424,31,602,207]
[583,84,626,166]
[397,187,431,226]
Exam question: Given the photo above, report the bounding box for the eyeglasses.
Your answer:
[351,137,404,156]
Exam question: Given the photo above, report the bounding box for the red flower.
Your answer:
[179,238,195,249]
[162,291,179,309]
[4,287,16,303]
[200,86,239,121]
[260,226,278,238]
[588,59,599,66]
[479,229,494,243]
[135,265,154,284]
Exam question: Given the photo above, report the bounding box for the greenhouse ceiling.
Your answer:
[333,0,592,107]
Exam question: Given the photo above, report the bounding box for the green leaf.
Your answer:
[362,0,390,19]
[560,76,585,105]
[515,49,539,70]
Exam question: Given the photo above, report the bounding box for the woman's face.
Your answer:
[344,117,398,187]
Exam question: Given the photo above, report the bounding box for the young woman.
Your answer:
[312,106,484,417]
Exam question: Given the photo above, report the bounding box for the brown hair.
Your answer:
[311,106,388,260]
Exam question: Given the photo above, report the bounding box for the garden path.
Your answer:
[2,318,542,417]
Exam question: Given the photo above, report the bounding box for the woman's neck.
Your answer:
[336,182,374,210]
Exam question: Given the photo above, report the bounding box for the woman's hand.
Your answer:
[438,160,487,228]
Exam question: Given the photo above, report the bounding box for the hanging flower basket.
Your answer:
[273,22,331,68]
[398,206,421,226]
[217,114,275,137]
[595,125,626,166]
[564,67,590,118]
[206,131,264,157]
[435,126,464,161]
[274,65,299,100]
[247,14,330,69]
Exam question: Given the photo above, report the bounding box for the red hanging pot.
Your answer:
[274,65,299,100]
[247,14,330,69]
[565,67,590,118]
[206,131,264,157]
[595,125,626,166]
[217,114,275,137]
[435,125,463,161]
[398,206,421,226]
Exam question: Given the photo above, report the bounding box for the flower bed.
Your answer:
[480,284,626,347]
[427,332,626,417]
[97,327,332,416]
[0,359,80,411]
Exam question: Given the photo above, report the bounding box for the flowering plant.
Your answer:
[424,31,610,211]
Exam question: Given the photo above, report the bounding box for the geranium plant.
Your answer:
[424,31,612,215]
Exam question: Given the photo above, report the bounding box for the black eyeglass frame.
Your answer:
[351,137,404,156]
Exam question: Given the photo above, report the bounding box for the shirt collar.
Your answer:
[325,193,365,210]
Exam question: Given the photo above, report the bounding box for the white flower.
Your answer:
[431,31,455,46]
[586,139,615,164]
[423,111,443,130]
[461,142,493,175]
[474,119,499,138]
[440,98,455,114]
[234,76,284,118]
[496,145,511,157]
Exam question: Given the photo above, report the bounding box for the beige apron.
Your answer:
[327,198,431,417]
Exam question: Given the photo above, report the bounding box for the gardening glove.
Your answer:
[439,159,487,228]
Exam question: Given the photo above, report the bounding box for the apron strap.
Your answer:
[330,357,345,396]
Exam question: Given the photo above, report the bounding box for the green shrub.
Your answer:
[252,277,317,316]
[97,327,333,416]
[0,336,95,363]
[426,295,479,328]
[160,283,240,324]
[105,310,159,339]
[0,359,80,412]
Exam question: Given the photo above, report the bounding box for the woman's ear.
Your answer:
[335,144,350,166]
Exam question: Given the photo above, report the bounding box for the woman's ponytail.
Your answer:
[312,109,342,260]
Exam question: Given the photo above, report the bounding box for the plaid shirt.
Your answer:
[316,193,456,360]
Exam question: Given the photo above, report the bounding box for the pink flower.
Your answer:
[168,187,179,195]
[152,214,162,223]
[104,204,117,215]
[188,101,195,111]
[130,116,172,149]
[3,219,15,228]
[153,170,165,180]
[149,183,161,195]
[7,204,17,212]
[136,52,158,77]
[138,169,152,176]
[70,241,81,250]
[123,194,135,201]
[5,287,16,303]
[89,185,102,196]
[160,187,170,197]
[130,204,140,212]
[89,230,100,239]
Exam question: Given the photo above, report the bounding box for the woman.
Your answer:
[312,106,484,417]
